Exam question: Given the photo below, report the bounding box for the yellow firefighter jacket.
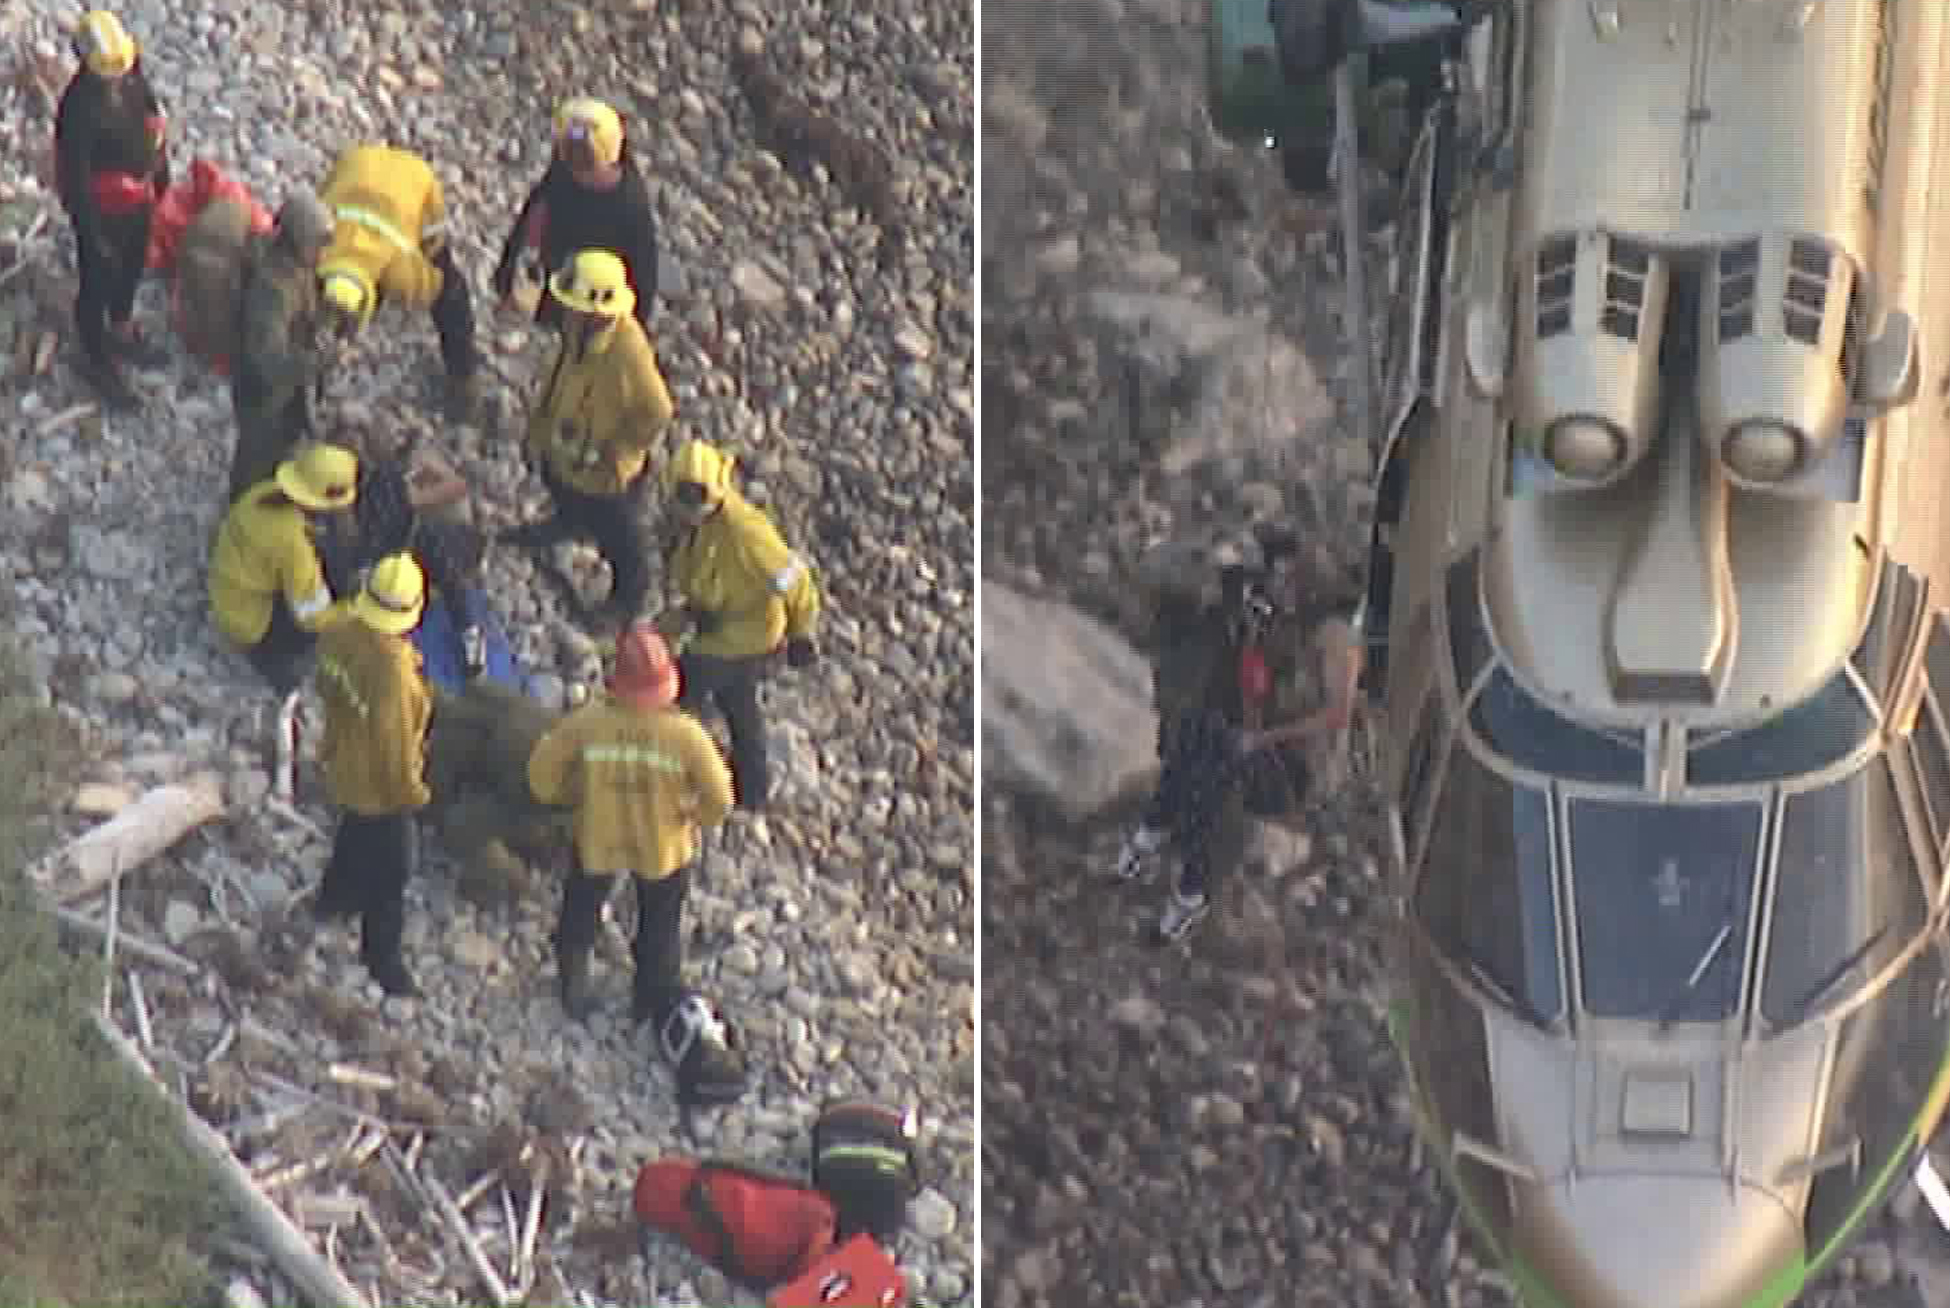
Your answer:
[314,621,433,816]
[668,490,822,661]
[319,144,449,312]
[523,314,675,496]
[527,698,734,878]
[208,483,353,647]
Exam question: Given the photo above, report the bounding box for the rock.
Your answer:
[729,259,787,311]
[449,930,500,970]
[88,672,141,705]
[161,900,202,947]
[1107,992,1166,1036]
[981,581,1156,819]
[909,1186,958,1240]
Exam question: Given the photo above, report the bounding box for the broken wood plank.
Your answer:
[89,1013,371,1308]
[40,773,226,903]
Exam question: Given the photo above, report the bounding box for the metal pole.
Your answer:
[1333,59,1379,456]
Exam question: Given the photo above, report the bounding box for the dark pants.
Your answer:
[228,387,312,503]
[679,650,770,810]
[319,810,420,971]
[1145,716,1250,902]
[73,204,153,364]
[555,865,689,1025]
[428,244,480,379]
[541,466,650,616]
[246,595,317,696]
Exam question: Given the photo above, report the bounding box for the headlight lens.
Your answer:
[1721,421,1805,483]
[1544,417,1629,482]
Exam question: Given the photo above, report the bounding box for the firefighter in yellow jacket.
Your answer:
[656,439,822,812]
[208,442,362,698]
[527,624,749,1103]
[312,553,433,998]
[502,248,675,628]
[315,143,483,419]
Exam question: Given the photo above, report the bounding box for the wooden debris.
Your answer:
[89,1013,372,1308]
[426,1171,516,1307]
[39,773,226,903]
[51,902,200,975]
[127,968,155,1050]
[327,1063,398,1094]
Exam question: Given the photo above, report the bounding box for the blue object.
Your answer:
[413,588,535,697]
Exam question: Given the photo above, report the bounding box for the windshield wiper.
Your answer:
[1463,956,1547,1028]
[1785,925,1889,1025]
[1656,920,1734,1031]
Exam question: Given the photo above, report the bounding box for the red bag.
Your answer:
[634,1158,838,1289]
[1238,643,1272,708]
[147,159,274,273]
[768,1235,907,1308]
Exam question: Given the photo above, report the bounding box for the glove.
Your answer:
[460,624,487,680]
[785,637,818,670]
[689,606,723,636]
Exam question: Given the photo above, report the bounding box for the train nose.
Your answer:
[1524,1174,1802,1308]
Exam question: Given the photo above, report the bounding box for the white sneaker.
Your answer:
[1157,889,1210,942]
[1115,825,1164,880]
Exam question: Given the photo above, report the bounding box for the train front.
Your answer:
[1386,0,1950,1303]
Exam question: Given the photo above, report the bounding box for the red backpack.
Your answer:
[634,1158,838,1289]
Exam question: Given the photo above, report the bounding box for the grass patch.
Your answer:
[0,600,218,1307]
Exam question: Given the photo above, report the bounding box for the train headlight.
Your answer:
[1721,420,1806,484]
[1543,416,1629,483]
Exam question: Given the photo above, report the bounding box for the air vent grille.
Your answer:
[1785,238,1833,346]
[1602,239,1651,341]
[1717,240,1759,342]
[1535,235,1577,338]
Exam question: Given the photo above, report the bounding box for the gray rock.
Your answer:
[162,900,202,947]
[981,581,1156,819]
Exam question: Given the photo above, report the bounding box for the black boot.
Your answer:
[558,946,599,1021]
[364,951,420,998]
[497,516,573,549]
[82,352,141,411]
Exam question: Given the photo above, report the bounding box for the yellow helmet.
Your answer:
[353,552,427,636]
[665,439,734,507]
[554,97,624,169]
[549,249,636,319]
[274,443,359,512]
[319,265,376,330]
[74,11,137,79]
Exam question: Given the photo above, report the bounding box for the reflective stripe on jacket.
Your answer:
[668,490,821,660]
[524,313,675,496]
[318,144,447,310]
[208,483,351,646]
[526,699,733,877]
[315,622,432,814]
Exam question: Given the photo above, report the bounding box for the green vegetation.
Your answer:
[0,604,217,1307]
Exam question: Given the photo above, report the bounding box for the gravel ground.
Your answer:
[978,1,1950,1306]
[0,0,972,1304]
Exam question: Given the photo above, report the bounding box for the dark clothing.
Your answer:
[230,241,322,501]
[493,147,660,329]
[319,809,419,980]
[1144,707,1251,900]
[679,649,771,811]
[245,593,316,696]
[54,62,170,365]
[536,464,651,618]
[427,243,481,379]
[554,863,689,1027]
[315,456,494,649]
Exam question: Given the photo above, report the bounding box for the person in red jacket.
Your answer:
[54,11,172,409]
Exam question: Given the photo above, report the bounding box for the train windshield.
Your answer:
[1568,799,1763,1023]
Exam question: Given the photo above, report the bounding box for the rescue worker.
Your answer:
[313,439,495,682]
[527,624,750,1104]
[208,442,362,698]
[228,191,337,502]
[312,552,434,998]
[53,10,172,409]
[656,440,822,812]
[492,98,661,331]
[314,143,484,420]
[1114,534,1366,942]
[502,249,675,628]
